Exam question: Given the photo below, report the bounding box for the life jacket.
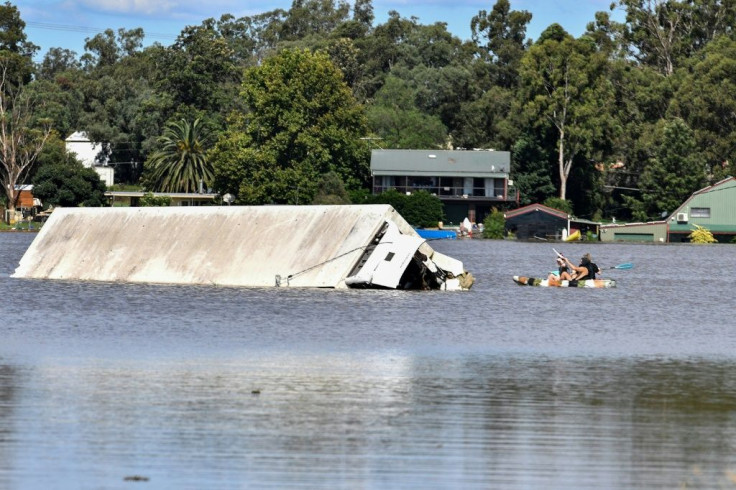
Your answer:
[577,261,598,280]
[588,262,599,279]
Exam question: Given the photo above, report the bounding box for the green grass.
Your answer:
[0,220,42,231]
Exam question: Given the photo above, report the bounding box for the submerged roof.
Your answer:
[12,205,470,290]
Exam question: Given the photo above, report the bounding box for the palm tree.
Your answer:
[146,118,213,193]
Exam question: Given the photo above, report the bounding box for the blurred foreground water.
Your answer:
[1,232,735,489]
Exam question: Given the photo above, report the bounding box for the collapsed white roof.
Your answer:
[13,205,473,290]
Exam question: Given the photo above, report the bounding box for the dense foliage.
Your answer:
[210,48,369,204]
[3,0,736,221]
[366,189,443,228]
[31,157,107,207]
[143,118,214,193]
[482,209,506,239]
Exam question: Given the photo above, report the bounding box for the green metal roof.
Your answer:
[669,177,736,229]
[370,149,510,177]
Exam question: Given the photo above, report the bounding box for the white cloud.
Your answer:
[74,0,281,18]
[77,0,178,16]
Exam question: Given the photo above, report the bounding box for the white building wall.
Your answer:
[65,131,114,185]
[65,131,110,168]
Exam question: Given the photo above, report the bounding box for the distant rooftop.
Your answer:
[370,149,510,177]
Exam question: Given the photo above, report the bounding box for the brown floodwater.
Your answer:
[1,232,735,489]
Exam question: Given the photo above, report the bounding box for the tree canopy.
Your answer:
[210,48,370,204]
[2,0,735,223]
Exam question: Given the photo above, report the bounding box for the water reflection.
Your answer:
[1,354,735,489]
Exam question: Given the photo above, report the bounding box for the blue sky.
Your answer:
[18,0,622,61]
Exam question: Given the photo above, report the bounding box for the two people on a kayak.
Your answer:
[547,253,601,284]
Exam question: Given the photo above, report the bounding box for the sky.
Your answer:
[18,0,623,61]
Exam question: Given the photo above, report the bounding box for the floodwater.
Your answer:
[1,232,736,489]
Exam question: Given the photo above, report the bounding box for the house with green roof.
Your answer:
[370,149,516,225]
[600,177,736,242]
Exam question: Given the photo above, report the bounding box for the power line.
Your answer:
[26,21,177,42]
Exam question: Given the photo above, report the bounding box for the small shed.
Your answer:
[600,176,736,242]
[504,203,600,240]
[7,185,42,222]
[667,177,736,242]
[599,221,668,242]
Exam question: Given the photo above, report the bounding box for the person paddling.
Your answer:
[547,257,573,284]
[563,253,601,281]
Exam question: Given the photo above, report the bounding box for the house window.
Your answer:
[690,207,711,218]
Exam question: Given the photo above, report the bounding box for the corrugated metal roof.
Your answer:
[504,203,568,220]
[370,149,510,177]
[12,205,471,290]
[670,177,736,227]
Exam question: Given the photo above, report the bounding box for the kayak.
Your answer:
[563,230,581,242]
[513,275,616,288]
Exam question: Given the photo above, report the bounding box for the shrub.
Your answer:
[688,224,717,243]
[140,193,172,207]
[367,189,444,228]
[483,208,505,239]
[543,197,572,214]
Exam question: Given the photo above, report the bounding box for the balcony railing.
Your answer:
[373,185,517,201]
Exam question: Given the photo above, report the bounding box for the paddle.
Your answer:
[608,262,634,270]
[553,248,634,271]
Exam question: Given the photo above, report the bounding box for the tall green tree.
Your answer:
[624,118,704,220]
[160,22,240,114]
[81,28,144,69]
[37,47,81,80]
[366,75,447,148]
[144,118,214,193]
[518,27,616,200]
[0,61,52,220]
[470,0,532,88]
[669,36,736,182]
[0,1,37,85]
[210,48,370,204]
[511,134,556,205]
[612,0,736,76]
[281,0,351,40]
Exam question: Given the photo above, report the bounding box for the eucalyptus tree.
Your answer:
[0,61,52,220]
[37,48,82,80]
[612,0,736,76]
[624,118,704,220]
[518,26,617,201]
[81,28,144,69]
[510,134,556,206]
[161,22,240,115]
[210,49,370,204]
[452,85,514,149]
[144,118,214,193]
[669,35,736,182]
[280,0,351,40]
[470,0,532,89]
[366,75,448,148]
[357,11,420,97]
[0,1,37,85]
[76,51,159,183]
